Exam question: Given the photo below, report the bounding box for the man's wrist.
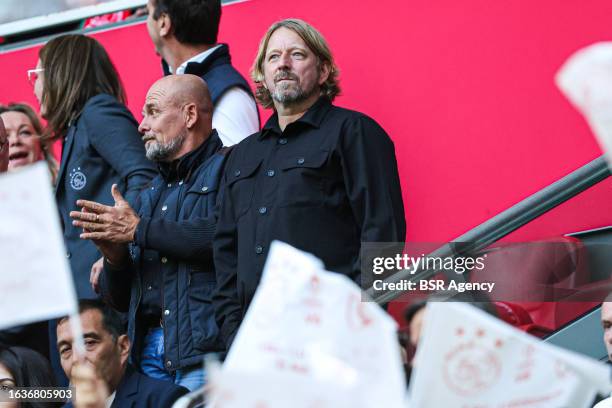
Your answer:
[104,246,130,268]
[105,257,127,269]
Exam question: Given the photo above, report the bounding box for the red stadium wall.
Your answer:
[0,0,610,245]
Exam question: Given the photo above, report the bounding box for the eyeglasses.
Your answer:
[27,68,44,86]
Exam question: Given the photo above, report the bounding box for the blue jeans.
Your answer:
[140,327,205,391]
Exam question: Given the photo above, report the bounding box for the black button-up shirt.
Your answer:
[213,97,406,345]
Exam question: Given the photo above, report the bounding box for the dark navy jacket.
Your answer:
[64,365,188,408]
[55,94,157,299]
[99,132,227,370]
[162,43,254,105]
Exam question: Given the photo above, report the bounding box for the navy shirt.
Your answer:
[213,97,406,346]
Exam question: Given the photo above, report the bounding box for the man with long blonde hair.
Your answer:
[213,19,406,347]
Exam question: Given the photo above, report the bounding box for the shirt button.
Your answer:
[234,170,241,177]
[167,183,172,188]
[278,138,288,145]
[166,360,172,368]
[66,252,71,259]
[164,309,170,316]
[297,157,305,165]
[150,186,155,190]
[161,257,168,264]
[201,186,209,192]
[255,245,264,254]
[178,180,184,185]
[267,170,275,177]
[161,205,167,211]
[147,286,153,291]
[259,206,267,214]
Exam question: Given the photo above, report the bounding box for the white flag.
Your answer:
[409,302,611,408]
[0,163,78,329]
[556,42,612,168]
[214,241,407,408]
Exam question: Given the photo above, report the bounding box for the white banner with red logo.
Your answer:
[556,42,612,168]
[409,302,611,408]
[212,241,407,408]
[0,163,78,329]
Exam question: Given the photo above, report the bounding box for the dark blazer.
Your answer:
[55,93,157,299]
[64,366,188,408]
[100,133,227,370]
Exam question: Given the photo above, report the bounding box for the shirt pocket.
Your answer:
[278,149,330,207]
[186,270,219,349]
[226,159,262,217]
[183,180,219,219]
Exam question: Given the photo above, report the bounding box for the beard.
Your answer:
[145,129,187,162]
[270,70,318,104]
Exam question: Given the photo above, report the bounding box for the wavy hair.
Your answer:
[251,19,340,109]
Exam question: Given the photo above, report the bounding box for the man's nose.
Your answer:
[70,349,80,367]
[138,119,148,134]
[278,52,292,68]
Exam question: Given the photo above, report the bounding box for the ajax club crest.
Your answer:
[69,168,87,190]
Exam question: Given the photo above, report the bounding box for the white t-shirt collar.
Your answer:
[106,391,116,408]
[175,44,223,75]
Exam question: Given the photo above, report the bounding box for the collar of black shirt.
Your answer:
[259,96,332,139]
[157,130,222,182]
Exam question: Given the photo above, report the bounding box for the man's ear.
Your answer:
[318,61,331,86]
[183,103,198,129]
[158,12,172,38]
[117,334,130,364]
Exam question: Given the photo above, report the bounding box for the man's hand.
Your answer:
[71,363,108,408]
[70,184,140,243]
[90,258,104,294]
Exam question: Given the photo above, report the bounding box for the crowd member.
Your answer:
[0,103,58,181]
[144,0,259,146]
[70,75,226,390]
[400,292,499,389]
[57,300,188,408]
[601,300,612,362]
[0,346,61,408]
[404,299,427,351]
[594,300,612,407]
[32,34,157,299]
[0,105,52,362]
[404,292,499,349]
[0,118,7,173]
[213,18,407,347]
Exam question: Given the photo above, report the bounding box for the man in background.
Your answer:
[593,301,612,407]
[145,0,259,146]
[601,301,612,362]
[57,300,187,408]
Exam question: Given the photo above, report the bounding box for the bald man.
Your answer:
[0,118,8,172]
[70,74,227,390]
